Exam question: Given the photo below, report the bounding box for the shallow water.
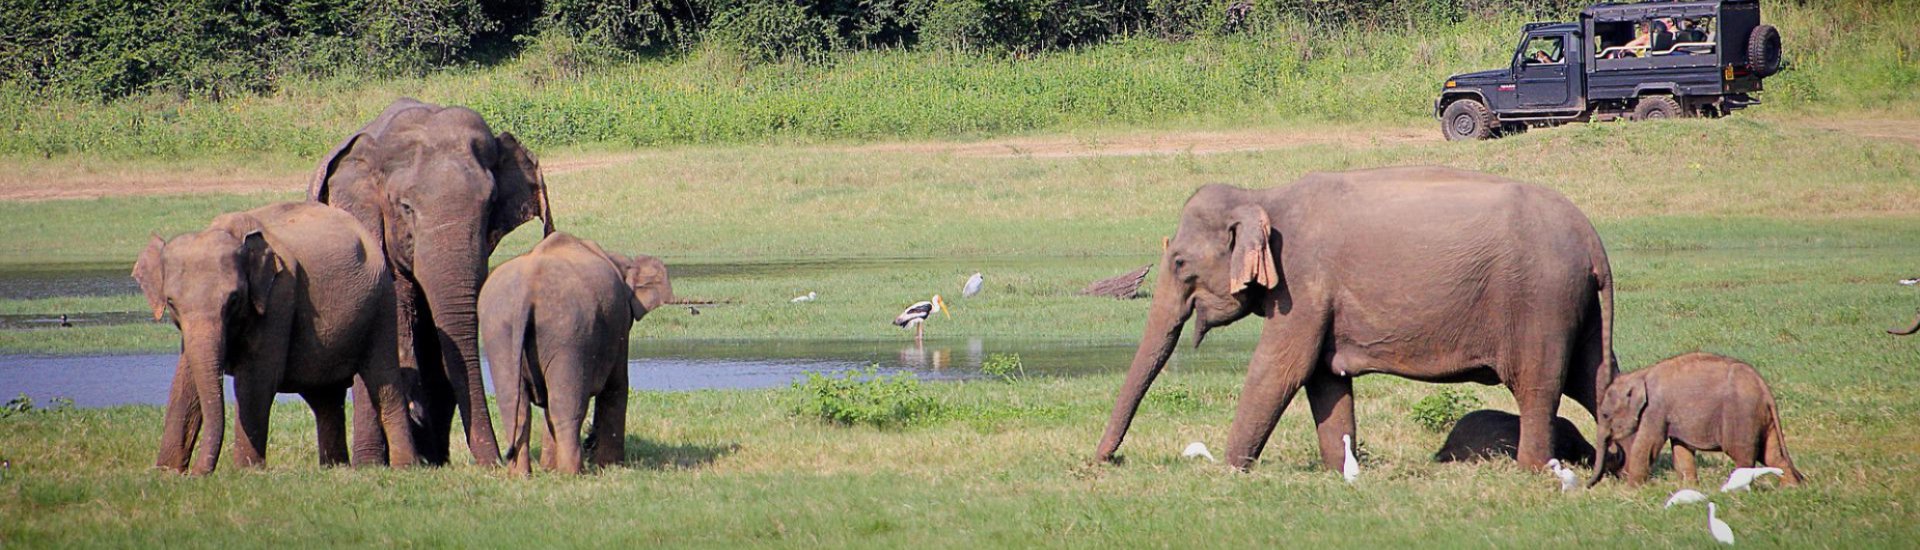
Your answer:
[0,262,139,301]
[0,338,1246,408]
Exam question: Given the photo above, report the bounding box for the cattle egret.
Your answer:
[1721,467,1784,492]
[1182,442,1217,463]
[893,295,950,342]
[791,291,817,303]
[1900,278,1919,286]
[963,273,984,298]
[1708,503,1735,544]
[1665,489,1710,508]
[1342,434,1359,483]
[1547,459,1578,492]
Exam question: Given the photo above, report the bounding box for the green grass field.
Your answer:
[2,110,1918,546]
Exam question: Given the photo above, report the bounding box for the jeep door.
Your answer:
[1517,32,1576,108]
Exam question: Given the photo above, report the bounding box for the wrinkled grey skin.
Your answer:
[1588,352,1804,487]
[310,98,554,466]
[1434,409,1595,467]
[480,233,671,475]
[135,202,417,474]
[1095,166,1617,472]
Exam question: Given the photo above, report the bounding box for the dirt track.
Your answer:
[3,118,1912,201]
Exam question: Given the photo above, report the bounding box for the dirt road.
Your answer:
[3,118,1911,201]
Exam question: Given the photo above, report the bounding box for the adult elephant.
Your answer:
[1094,166,1616,471]
[310,98,554,466]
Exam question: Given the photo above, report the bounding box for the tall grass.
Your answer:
[2,1,1912,159]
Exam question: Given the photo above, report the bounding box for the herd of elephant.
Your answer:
[137,98,1821,486]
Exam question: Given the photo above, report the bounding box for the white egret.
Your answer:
[892,295,950,342]
[963,273,984,298]
[791,291,817,303]
[1547,459,1578,492]
[1708,502,1735,544]
[1342,434,1359,483]
[1900,277,1918,286]
[1720,467,1784,492]
[1665,489,1710,508]
[1182,442,1217,463]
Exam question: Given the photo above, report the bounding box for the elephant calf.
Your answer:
[135,202,417,474]
[1589,352,1804,487]
[480,232,672,475]
[1434,409,1595,467]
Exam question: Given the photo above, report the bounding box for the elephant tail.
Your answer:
[1759,387,1805,484]
[482,288,537,469]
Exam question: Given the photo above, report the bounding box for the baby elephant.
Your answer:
[135,202,417,474]
[1434,409,1595,467]
[480,232,672,475]
[1588,352,1804,487]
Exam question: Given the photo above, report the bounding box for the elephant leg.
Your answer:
[503,382,533,477]
[1223,314,1328,471]
[1510,338,1573,470]
[1305,368,1355,472]
[400,280,454,466]
[350,376,387,466]
[230,371,280,469]
[1724,436,1760,469]
[304,387,351,467]
[545,376,589,475]
[156,355,202,472]
[1622,417,1667,486]
[589,366,629,468]
[539,410,559,471]
[1671,443,1698,483]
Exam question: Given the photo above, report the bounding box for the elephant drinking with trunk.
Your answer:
[135,202,417,474]
[310,98,554,466]
[1095,166,1618,472]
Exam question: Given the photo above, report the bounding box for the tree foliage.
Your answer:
[0,0,1587,100]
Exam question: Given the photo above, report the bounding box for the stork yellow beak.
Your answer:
[936,295,951,319]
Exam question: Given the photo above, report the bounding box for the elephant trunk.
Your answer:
[416,243,501,466]
[1095,262,1194,463]
[1586,429,1618,488]
[178,321,228,475]
[1889,309,1920,335]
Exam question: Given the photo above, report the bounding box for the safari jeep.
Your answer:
[1435,0,1782,140]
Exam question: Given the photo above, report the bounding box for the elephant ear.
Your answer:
[1617,376,1650,424]
[309,133,377,203]
[212,213,281,317]
[1226,204,1278,295]
[132,233,168,321]
[240,231,281,316]
[488,132,554,251]
[625,254,673,318]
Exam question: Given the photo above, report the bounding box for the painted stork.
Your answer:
[963,273,984,298]
[893,295,949,342]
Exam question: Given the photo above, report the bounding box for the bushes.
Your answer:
[1410,388,1481,432]
[791,367,944,427]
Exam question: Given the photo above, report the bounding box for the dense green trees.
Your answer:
[0,0,1582,100]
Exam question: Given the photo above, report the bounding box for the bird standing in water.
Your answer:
[893,295,949,343]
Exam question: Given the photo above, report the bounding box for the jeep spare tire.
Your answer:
[1442,99,1496,141]
[1747,25,1782,77]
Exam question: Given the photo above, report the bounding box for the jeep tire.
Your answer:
[1747,25,1782,78]
[1633,96,1683,120]
[1442,99,1496,141]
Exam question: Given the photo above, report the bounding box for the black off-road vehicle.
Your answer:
[1435,0,1782,140]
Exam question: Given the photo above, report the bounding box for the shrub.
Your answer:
[979,353,1026,382]
[1410,388,1482,432]
[1,394,73,418]
[792,367,943,427]
[706,0,842,63]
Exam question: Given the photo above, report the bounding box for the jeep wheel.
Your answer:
[1442,99,1496,141]
[1747,25,1782,78]
[1633,96,1683,120]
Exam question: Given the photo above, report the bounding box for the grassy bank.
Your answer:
[3,1,1915,159]
[1,117,1917,354]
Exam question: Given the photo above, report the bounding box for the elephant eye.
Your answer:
[398,202,414,215]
